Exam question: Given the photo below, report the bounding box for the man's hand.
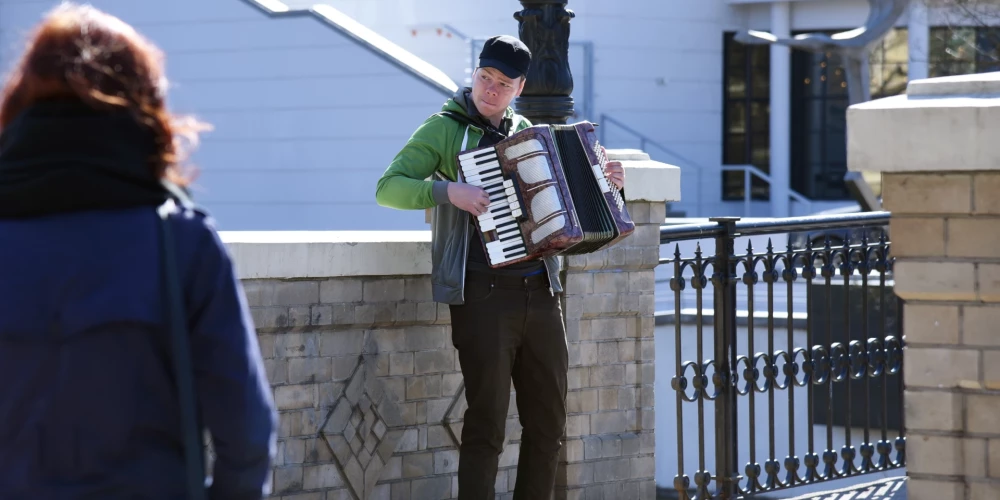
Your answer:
[448,182,491,216]
[602,147,624,189]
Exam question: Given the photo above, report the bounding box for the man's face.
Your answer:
[470,67,525,119]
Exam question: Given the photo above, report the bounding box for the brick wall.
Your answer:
[246,275,457,500]
[884,172,1000,500]
[232,203,664,500]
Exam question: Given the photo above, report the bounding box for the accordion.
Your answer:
[457,121,634,268]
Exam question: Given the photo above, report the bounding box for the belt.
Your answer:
[467,269,549,289]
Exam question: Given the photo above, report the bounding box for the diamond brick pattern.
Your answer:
[322,354,405,500]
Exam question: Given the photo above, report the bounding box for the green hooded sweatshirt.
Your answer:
[375,88,563,304]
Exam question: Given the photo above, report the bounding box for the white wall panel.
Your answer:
[0,0,454,230]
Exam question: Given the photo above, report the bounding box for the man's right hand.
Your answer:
[447,182,491,216]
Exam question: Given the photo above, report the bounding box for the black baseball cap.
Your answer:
[478,35,531,79]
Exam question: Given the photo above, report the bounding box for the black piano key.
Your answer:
[502,243,525,253]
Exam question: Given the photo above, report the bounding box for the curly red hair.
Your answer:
[0,2,209,185]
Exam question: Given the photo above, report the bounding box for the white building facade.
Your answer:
[283,0,988,219]
[0,0,458,231]
[0,0,992,229]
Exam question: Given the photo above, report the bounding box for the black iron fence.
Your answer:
[659,212,905,499]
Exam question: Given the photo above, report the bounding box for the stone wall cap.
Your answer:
[221,230,431,244]
[906,71,1000,98]
[220,230,432,279]
[848,72,1000,173]
[606,149,651,161]
[606,149,681,203]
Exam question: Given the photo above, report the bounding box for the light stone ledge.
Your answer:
[221,231,432,279]
[222,149,678,281]
[606,149,681,203]
[848,72,1000,174]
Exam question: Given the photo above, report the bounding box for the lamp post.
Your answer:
[514,0,575,125]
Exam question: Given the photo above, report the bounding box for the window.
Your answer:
[790,38,850,200]
[929,26,1000,76]
[789,28,908,201]
[722,32,771,201]
[720,25,992,204]
[870,28,909,99]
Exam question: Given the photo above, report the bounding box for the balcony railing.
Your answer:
[597,114,811,217]
[721,164,813,217]
[658,212,904,499]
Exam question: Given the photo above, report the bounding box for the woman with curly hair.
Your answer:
[0,4,277,499]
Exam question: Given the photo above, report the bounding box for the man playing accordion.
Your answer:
[376,35,624,499]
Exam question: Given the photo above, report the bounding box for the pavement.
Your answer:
[782,476,907,499]
[655,476,908,500]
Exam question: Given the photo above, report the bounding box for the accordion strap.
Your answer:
[435,111,506,146]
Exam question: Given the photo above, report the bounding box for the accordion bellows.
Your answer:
[457,121,635,268]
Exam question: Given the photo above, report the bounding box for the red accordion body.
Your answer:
[456,121,635,268]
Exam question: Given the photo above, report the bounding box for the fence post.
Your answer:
[710,217,741,498]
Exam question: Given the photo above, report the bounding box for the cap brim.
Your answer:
[479,58,523,79]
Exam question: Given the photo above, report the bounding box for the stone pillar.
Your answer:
[221,150,679,500]
[556,150,680,499]
[848,73,1000,500]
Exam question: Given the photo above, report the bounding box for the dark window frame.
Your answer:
[790,34,852,201]
[721,32,771,201]
[929,25,1000,77]
[722,27,911,204]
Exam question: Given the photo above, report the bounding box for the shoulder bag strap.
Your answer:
[157,199,207,500]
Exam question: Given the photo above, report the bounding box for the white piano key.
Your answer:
[465,171,503,185]
[486,237,524,253]
[459,148,497,162]
[491,215,515,227]
[470,159,500,170]
[463,161,501,177]
[491,245,526,259]
[469,170,503,183]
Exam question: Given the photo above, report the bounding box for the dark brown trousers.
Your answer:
[449,269,569,500]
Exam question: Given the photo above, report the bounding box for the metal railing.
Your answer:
[597,115,814,217]
[659,212,904,499]
[721,165,812,217]
[597,114,705,215]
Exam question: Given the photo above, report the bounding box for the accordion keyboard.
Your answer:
[457,148,528,264]
[453,121,632,269]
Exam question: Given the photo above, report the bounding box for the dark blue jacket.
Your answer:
[0,205,277,499]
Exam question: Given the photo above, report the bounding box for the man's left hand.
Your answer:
[601,147,624,189]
